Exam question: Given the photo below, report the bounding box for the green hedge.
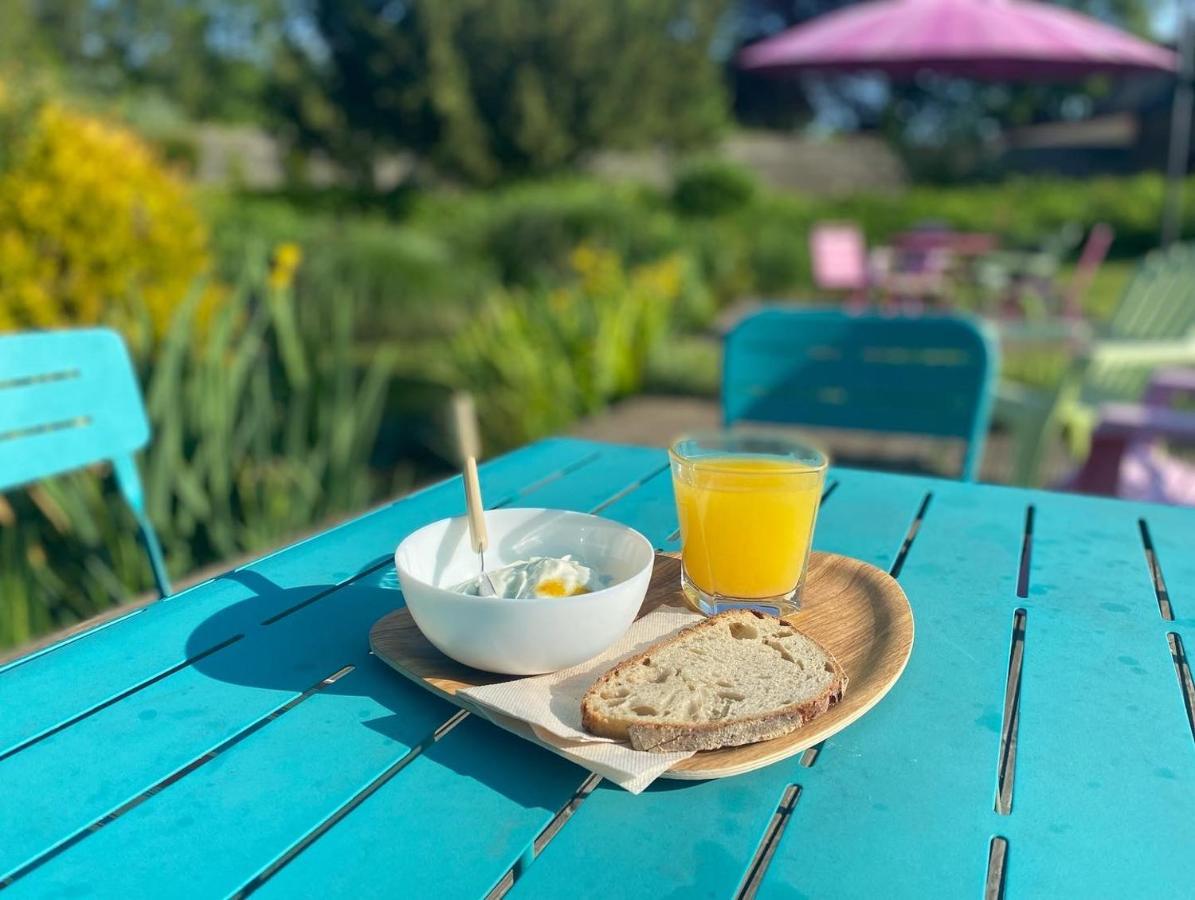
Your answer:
[204,194,492,339]
[211,169,1195,336]
[822,173,1175,259]
[673,158,757,217]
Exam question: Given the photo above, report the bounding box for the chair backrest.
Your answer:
[1108,241,1195,342]
[723,308,998,480]
[1086,241,1195,404]
[809,223,868,292]
[0,328,170,595]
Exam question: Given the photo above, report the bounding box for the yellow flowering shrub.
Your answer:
[0,100,211,341]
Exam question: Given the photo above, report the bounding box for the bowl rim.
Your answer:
[394,507,655,605]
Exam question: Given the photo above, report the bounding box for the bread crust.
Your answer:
[581,609,847,752]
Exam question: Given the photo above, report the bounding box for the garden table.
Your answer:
[1,437,1192,898]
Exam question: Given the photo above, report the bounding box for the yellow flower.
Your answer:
[568,243,621,295]
[631,256,684,301]
[268,242,303,290]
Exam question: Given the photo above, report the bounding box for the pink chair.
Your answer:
[1062,223,1115,321]
[1064,368,1195,505]
[810,222,869,296]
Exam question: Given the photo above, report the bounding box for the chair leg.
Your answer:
[1064,431,1130,496]
[112,454,171,598]
[137,517,172,598]
[1008,412,1049,487]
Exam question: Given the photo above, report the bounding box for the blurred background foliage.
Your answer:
[0,0,1180,649]
[4,0,1159,184]
[289,0,730,183]
[0,82,210,343]
[444,246,698,449]
[1,250,400,648]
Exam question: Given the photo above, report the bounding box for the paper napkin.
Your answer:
[460,604,704,793]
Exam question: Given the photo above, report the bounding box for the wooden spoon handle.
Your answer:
[463,455,488,553]
[452,392,482,462]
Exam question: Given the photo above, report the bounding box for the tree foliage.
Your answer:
[12,0,286,121]
[290,0,730,183]
[5,0,1166,186]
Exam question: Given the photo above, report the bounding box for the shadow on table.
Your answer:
[184,553,393,689]
[182,559,574,816]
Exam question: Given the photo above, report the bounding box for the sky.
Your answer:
[1152,2,1183,42]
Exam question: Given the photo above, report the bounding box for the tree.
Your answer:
[16,0,285,122]
[288,0,730,183]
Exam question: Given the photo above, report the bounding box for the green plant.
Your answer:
[147,257,399,569]
[672,158,757,218]
[645,333,720,396]
[206,193,492,339]
[1,260,401,651]
[0,477,150,648]
[444,246,688,449]
[469,180,681,286]
[153,131,200,174]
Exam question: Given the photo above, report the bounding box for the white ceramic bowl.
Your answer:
[394,508,654,675]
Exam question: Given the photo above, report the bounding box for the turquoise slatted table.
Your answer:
[1,438,1192,899]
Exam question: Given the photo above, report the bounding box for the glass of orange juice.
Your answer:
[670,430,827,616]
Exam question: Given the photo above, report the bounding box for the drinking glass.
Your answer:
[669,430,827,616]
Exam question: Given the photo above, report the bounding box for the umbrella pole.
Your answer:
[1162,6,1195,247]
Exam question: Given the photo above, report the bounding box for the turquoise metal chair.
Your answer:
[0,328,171,596]
[723,308,999,480]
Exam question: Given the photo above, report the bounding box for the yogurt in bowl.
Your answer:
[451,555,600,599]
[394,508,654,675]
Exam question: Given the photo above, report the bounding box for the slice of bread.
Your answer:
[581,610,846,752]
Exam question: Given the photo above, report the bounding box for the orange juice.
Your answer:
[674,457,822,598]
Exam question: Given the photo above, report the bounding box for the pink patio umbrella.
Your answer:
[738,0,1177,80]
[739,0,1186,242]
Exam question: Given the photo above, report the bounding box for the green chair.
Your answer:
[997,242,1195,486]
[724,307,999,480]
[0,328,171,596]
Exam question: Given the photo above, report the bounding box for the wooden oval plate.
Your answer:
[370,552,912,782]
[665,551,912,778]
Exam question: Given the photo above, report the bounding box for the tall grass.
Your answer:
[1,257,399,651]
